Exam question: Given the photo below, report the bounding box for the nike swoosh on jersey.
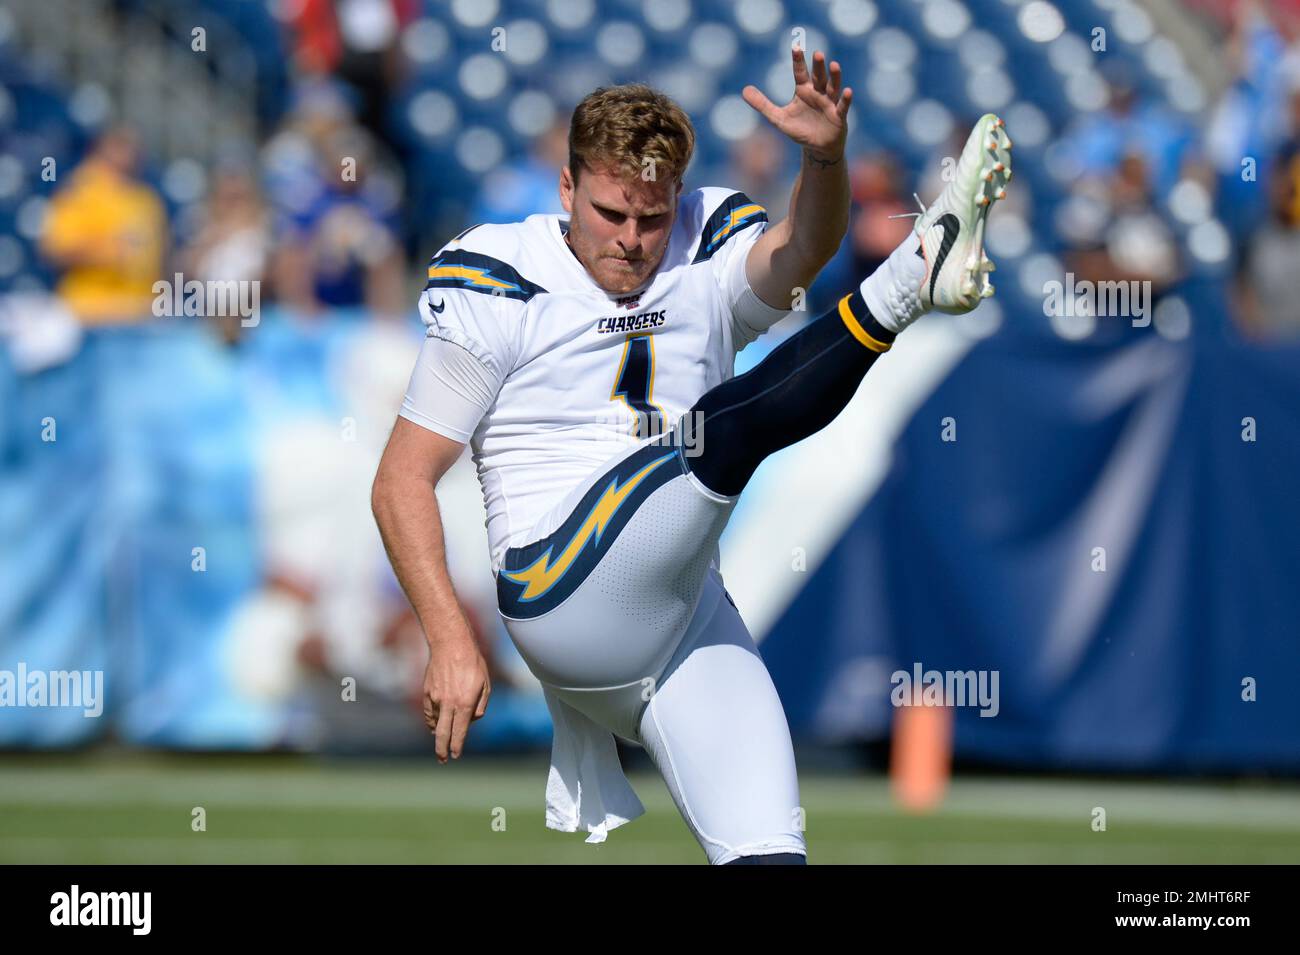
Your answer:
[429,298,445,313]
[501,449,680,603]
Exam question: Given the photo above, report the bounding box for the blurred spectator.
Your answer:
[269,124,407,317]
[1059,60,1198,200]
[39,126,167,324]
[1281,85,1300,220]
[1062,152,1182,317]
[1205,3,1300,239]
[1235,136,1300,339]
[1182,0,1300,33]
[261,78,356,226]
[848,154,914,278]
[468,119,569,225]
[285,0,418,146]
[177,164,272,344]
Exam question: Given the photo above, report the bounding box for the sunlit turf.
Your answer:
[2,753,1298,864]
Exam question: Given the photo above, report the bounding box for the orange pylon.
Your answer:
[890,703,954,813]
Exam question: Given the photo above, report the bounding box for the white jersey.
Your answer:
[399,186,790,571]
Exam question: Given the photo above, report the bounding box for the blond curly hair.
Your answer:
[568,84,696,185]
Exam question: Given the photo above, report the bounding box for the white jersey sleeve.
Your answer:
[400,332,500,444]
[398,237,537,443]
[697,189,793,351]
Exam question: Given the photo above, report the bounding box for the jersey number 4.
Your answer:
[610,334,667,439]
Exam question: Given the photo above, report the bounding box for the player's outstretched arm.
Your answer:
[741,45,853,308]
[372,418,490,763]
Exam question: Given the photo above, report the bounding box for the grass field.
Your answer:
[2,753,1298,864]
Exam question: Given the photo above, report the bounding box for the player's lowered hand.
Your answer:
[422,635,491,763]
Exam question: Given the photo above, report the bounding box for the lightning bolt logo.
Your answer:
[501,450,679,602]
[706,204,764,252]
[426,260,523,294]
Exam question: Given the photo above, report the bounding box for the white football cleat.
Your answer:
[914,113,1012,314]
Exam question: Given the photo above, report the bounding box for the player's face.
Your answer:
[560,163,682,294]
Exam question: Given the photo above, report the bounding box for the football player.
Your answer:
[373,46,1011,864]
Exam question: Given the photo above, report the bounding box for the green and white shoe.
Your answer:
[914,113,1013,314]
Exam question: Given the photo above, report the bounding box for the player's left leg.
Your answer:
[676,115,1011,497]
[635,567,808,865]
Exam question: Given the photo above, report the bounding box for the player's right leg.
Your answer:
[635,566,807,864]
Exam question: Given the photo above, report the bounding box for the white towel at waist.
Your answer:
[542,686,645,843]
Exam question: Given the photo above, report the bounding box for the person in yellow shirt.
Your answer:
[40,126,167,324]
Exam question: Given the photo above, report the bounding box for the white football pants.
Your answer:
[496,439,806,864]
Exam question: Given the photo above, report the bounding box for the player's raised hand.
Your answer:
[742,46,852,161]
[422,629,491,764]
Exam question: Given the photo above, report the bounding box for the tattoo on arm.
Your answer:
[803,149,843,169]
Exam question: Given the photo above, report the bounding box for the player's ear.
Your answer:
[559,166,574,214]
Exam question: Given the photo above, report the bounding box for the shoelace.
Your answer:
[886,193,927,221]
